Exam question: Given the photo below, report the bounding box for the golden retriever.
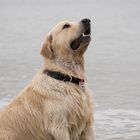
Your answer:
[0,18,95,140]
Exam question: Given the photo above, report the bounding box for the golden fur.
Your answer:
[0,20,95,140]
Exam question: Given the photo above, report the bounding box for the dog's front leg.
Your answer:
[45,116,70,140]
[80,125,95,140]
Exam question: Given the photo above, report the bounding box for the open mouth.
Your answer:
[70,26,91,50]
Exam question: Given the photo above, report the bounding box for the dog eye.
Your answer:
[62,24,71,29]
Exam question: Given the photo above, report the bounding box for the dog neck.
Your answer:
[43,56,85,79]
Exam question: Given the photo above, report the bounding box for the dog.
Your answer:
[0,18,95,140]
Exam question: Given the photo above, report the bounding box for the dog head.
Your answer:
[41,18,91,61]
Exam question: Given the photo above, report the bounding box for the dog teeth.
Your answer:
[82,33,91,37]
[82,33,87,37]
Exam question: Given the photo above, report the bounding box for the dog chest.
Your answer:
[65,87,93,138]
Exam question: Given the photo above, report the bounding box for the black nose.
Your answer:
[81,18,91,24]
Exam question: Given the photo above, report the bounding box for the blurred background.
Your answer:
[0,0,140,139]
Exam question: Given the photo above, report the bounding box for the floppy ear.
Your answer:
[40,35,52,59]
